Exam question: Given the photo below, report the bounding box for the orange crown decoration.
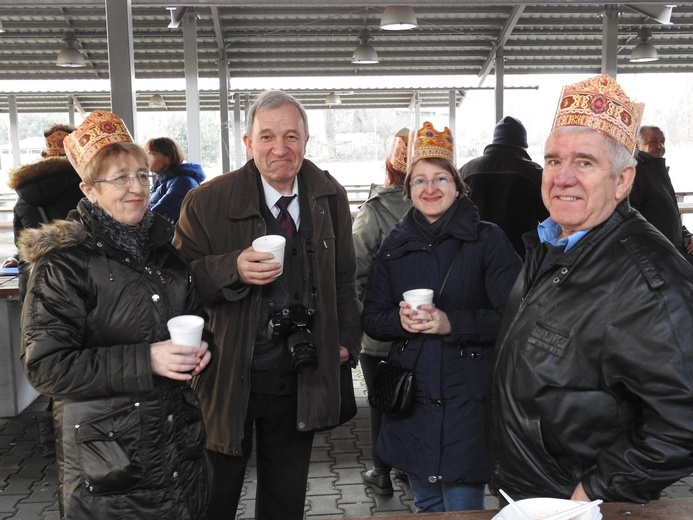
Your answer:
[552,74,645,153]
[64,110,133,176]
[409,122,455,168]
[388,127,410,173]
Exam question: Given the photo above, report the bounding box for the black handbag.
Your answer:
[368,358,414,416]
[367,246,462,417]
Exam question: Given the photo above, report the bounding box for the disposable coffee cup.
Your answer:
[252,235,286,275]
[167,315,204,348]
[403,289,434,307]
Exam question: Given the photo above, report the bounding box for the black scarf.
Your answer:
[83,199,154,261]
[412,197,462,243]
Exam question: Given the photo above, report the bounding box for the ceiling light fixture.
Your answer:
[325,92,342,106]
[56,30,86,68]
[148,94,167,109]
[380,6,417,30]
[352,28,379,64]
[630,28,659,62]
[0,20,6,34]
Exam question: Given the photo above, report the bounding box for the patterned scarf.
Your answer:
[83,199,154,261]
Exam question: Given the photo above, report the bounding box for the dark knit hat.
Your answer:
[492,116,528,148]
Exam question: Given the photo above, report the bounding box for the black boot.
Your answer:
[363,467,393,496]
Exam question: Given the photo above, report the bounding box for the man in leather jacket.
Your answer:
[489,75,693,504]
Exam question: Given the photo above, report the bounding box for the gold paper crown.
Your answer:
[409,122,455,167]
[64,110,133,176]
[552,74,645,153]
[388,127,410,174]
[42,125,76,157]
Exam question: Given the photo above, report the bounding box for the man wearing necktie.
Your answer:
[174,89,362,520]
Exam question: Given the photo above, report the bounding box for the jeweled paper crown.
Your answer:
[64,110,133,177]
[388,127,410,174]
[43,125,76,157]
[552,74,645,153]
[409,122,455,167]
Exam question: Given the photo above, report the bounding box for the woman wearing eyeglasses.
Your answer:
[18,111,211,520]
[361,122,521,513]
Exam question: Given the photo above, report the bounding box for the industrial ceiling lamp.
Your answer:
[380,6,417,30]
[352,28,379,64]
[148,94,167,109]
[630,28,659,62]
[325,92,342,106]
[56,30,86,68]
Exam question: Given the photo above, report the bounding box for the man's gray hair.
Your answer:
[246,89,309,138]
[637,125,663,145]
[552,126,636,178]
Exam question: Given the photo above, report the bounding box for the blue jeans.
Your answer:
[408,475,485,513]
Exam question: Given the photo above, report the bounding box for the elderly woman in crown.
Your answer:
[18,110,211,519]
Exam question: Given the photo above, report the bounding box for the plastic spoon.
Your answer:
[540,499,603,520]
[499,489,532,520]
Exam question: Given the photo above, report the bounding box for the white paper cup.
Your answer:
[167,315,204,348]
[403,288,434,307]
[252,235,286,275]
[491,497,602,520]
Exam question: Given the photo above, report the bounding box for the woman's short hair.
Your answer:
[385,157,407,187]
[403,157,467,201]
[143,137,185,167]
[246,89,309,138]
[82,142,149,185]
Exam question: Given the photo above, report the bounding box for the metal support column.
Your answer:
[105,0,137,137]
[8,95,19,167]
[218,54,231,173]
[495,46,505,123]
[448,90,456,144]
[233,94,242,169]
[184,11,202,163]
[602,5,619,78]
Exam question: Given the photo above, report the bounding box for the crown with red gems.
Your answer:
[42,124,76,158]
[388,127,410,173]
[552,74,645,153]
[64,110,133,177]
[409,122,455,167]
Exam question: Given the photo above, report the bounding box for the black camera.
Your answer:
[267,304,318,373]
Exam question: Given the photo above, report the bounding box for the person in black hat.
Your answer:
[459,116,548,258]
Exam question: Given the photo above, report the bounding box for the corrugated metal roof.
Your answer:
[0,1,690,112]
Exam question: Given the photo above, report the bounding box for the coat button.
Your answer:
[172,471,179,479]
[167,414,174,423]
[560,267,568,274]
[298,421,306,430]
[553,277,560,284]
[152,294,160,302]
[434,399,442,406]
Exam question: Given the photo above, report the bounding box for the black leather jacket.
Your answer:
[19,201,208,519]
[489,200,693,503]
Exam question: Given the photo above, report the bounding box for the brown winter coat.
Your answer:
[173,159,362,455]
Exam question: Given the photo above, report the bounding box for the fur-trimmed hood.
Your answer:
[7,156,82,208]
[17,218,88,266]
[7,157,77,190]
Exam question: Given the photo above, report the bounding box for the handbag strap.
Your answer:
[436,244,462,302]
[403,243,464,365]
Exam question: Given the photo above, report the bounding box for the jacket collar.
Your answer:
[391,195,480,247]
[227,159,336,222]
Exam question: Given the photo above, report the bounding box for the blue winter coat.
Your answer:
[361,196,521,484]
[149,162,206,222]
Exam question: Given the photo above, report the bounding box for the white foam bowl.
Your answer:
[492,497,602,520]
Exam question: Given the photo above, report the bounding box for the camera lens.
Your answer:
[287,329,318,373]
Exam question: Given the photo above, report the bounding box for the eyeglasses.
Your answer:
[410,176,454,189]
[93,171,157,188]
